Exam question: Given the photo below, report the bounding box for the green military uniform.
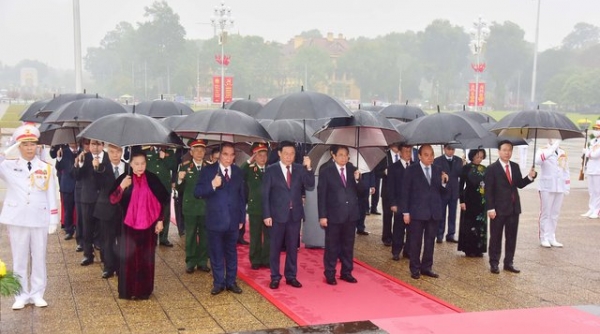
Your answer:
[144,147,178,244]
[241,156,270,268]
[177,159,210,271]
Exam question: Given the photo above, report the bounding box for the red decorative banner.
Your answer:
[477,82,485,106]
[468,82,485,107]
[468,82,476,107]
[213,76,234,103]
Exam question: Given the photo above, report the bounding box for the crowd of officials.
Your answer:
[4,119,598,309]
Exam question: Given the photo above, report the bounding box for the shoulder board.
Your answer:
[182,161,191,166]
[248,163,256,167]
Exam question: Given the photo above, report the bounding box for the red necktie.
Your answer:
[224,168,230,182]
[504,164,512,185]
[286,165,291,188]
[341,167,347,187]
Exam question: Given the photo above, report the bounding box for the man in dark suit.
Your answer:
[93,144,126,278]
[72,139,106,266]
[72,139,90,252]
[356,171,375,235]
[55,143,79,240]
[485,140,536,274]
[389,144,415,261]
[433,144,463,243]
[374,142,402,246]
[195,142,246,295]
[400,145,448,279]
[318,145,367,285]
[262,141,315,289]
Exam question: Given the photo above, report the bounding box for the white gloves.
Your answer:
[48,224,58,234]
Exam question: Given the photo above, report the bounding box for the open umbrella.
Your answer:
[400,112,489,146]
[38,123,82,146]
[38,93,99,116]
[258,119,322,144]
[225,98,263,117]
[358,104,384,112]
[379,101,426,122]
[77,113,183,147]
[448,133,527,150]
[43,97,128,126]
[134,99,193,118]
[159,115,187,131]
[174,108,271,143]
[308,145,385,174]
[19,99,52,123]
[453,110,497,125]
[489,109,584,167]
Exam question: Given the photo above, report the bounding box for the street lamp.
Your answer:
[530,0,541,106]
[469,16,490,110]
[211,1,234,106]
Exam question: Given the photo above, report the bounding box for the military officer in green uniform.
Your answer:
[144,146,178,246]
[241,142,270,270]
[177,139,211,273]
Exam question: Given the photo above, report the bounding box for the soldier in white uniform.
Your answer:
[582,120,600,219]
[0,123,59,310]
[535,139,569,248]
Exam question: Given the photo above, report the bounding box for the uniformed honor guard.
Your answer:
[241,142,270,270]
[0,123,59,310]
[177,139,211,273]
[582,120,600,219]
[144,146,178,246]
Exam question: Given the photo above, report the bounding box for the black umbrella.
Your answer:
[258,119,322,144]
[43,97,128,126]
[38,123,82,146]
[225,99,263,117]
[159,115,187,131]
[19,99,52,123]
[174,109,271,143]
[379,102,426,122]
[453,110,497,125]
[39,93,99,115]
[401,112,490,146]
[448,133,528,150]
[489,109,584,167]
[358,104,384,112]
[134,99,194,118]
[77,113,183,147]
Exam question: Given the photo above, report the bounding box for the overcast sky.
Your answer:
[1,0,599,69]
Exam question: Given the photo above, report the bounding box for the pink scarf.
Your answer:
[124,173,162,230]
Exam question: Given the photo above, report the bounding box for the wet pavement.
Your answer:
[1,138,600,333]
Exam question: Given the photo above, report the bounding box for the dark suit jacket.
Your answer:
[55,145,78,193]
[374,151,401,200]
[72,152,107,204]
[262,162,315,223]
[484,160,533,216]
[388,159,413,207]
[433,155,463,199]
[317,162,367,223]
[195,163,246,232]
[94,160,128,221]
[399,163,446,221]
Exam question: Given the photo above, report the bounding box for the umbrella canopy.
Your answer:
[43,97,128,126]
[19,99,52,123]
[77,113,183,147]
[359,104,384,112]
[315,110,403,147]
[134,100,194,118]
[401,113,490,145]
[174,109,271,143]
[489,110,583,140]
[159,115,187,131]
[379,103,426,121]
[448,133,528,150]
[453,111,497,125]
[308,145,385,174]
[258,119,322,144]
[38,123,82,146]
[225,99,263,117]
[39,93,99,115]
[254,90,352,121]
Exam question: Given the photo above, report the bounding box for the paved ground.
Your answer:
[1,138,600,333]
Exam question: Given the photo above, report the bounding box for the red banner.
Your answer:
[213,76,234,103]
[468,82,485,107]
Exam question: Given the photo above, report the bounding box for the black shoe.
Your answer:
[411,272,421,279]
[356,230,370,236]
[75,245,83,252]
[93,244,101,251]
[365,212,371,216]
[340,275,358,283]
[402,253,410,259]
[371,211,382,215]
[504,265,521,273]
[237,239,250,245]
[80,257,94,266]
[392,254,400,261]
[211,287,225,295]
[421,270,439,278]
[269,280,280,289]
[446,237,459,243]
[197,266,211,273]
[325,277,337,285]
[64,233,74,241]
[226,284,243,294]
[101,271,114,279]
[286,278,302,288]
[251,264,260,270]
[185,266,195,274]
[260,264,270,269]
[436,239,443,244]
[159,240,174,247]
[383,241,392,247]
[490,265,500,274]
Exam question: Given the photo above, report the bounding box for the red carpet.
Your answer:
[372,306,600,334]
[236,245,461,326]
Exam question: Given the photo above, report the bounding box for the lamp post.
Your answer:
[211,1,234,105]
[469,16,490,111]
[530,0,541,106]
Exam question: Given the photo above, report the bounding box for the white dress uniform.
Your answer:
[535,141,569,247]
[583,125,600,219]
[0,124,59,309]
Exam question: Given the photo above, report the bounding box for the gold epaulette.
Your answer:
[182,161,191,166]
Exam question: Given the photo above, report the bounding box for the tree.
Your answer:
[288,45,333,91]
[562,22,600,50]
